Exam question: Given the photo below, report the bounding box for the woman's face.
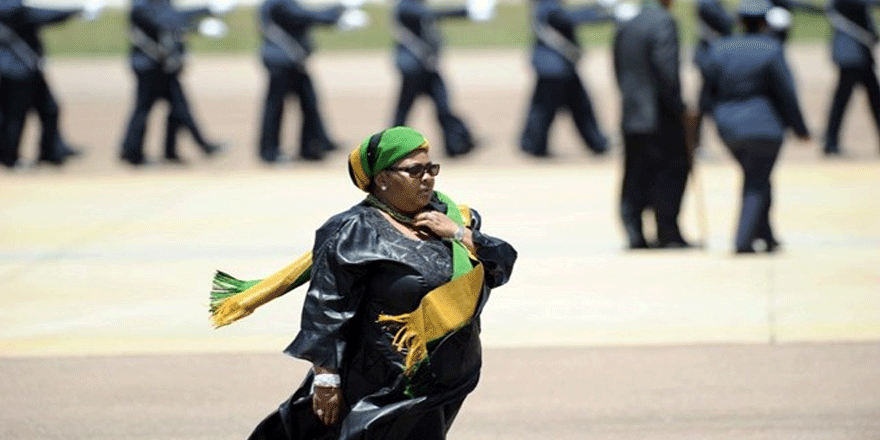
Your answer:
[378,150,437,214]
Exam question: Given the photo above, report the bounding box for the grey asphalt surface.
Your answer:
[2,47,880,439]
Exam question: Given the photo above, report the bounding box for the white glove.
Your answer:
[82,0,105,21]
[337,8,370,31]
[597,0,619,10]
[766,6,792,31]
[467,0,496,22]
[209,0,236,16]
[198,17,229,38]
[613,2,640,23]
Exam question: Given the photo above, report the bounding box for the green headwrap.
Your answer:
[349,126,430,191]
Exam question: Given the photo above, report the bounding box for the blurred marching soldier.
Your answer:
[699,0,810,253]
[257,0,368,163]
[520,0,614,157]
[120,0,232,166]
[823,0,880,156]
[0,3,101,168]
[391,0,494,157]
[694,0,733,74]
[612,0,694,249]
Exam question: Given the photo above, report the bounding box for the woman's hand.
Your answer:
[413,211,475,250]
[312,385,343,426]
[312,366,343,425]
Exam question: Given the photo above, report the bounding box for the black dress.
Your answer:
[248,199,517,440]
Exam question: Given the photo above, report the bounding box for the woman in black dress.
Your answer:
[245,126,517,439]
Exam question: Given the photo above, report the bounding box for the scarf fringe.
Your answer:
[378,313,427,376]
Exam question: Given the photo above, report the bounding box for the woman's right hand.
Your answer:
[312,385,343,426]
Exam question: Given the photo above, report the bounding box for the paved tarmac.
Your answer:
[1,47,879,439]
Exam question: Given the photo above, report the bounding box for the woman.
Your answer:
[247,126,517,439]
[699,0,810,254]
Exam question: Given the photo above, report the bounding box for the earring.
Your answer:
[380,185,387,191]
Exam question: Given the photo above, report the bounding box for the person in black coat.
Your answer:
[700,0,810,253]
[257,0,355,163]
[612,0,693,249]
[119,0,226,166]
[519,0,613,157]
[823,0,880,156]
[0,4,85,168]
[390,0,487,157]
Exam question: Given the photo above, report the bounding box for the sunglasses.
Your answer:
[386,162,441,178]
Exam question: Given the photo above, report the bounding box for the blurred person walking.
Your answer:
[390,0,494,157]
[823,0,880,156]
[612,0,694,249]
[699,0,810,254]
[119,0,231,166]
[257,0,368,163]
[0,2,100,168]
[519,0,614,158]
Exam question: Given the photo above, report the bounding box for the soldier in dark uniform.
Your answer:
[519,0,612,157]
[120,0,224,166]
[0,4,83,168]
[700,0,810,254]
[612,0,692,249]
[823,0,880,156]
[391,0,482,157]
[257,0,345,163]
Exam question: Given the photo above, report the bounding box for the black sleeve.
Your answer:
[467,208,517,289]
[284,213,374,369]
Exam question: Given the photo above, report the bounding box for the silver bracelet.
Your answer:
[313,373,341,388]
[452,225,465,242]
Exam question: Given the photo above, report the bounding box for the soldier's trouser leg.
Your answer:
[259,67,290,162]
[824,68,859,153]
[32,74,62,161]
[427,72,474,156]
[0,76,35,167]
[729,140,781,252]
[167,73,211,157]
[858,67,880,147]
[392,72,426,126]
[520,77,560,157]
[620,133,652,248]
[294,69,333,159]
[651,121,690,246]
[566,73,608,154]
[121,71,162,164]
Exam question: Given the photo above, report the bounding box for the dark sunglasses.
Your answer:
[387,162,441,178]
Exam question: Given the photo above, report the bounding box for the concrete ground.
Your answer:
[1,46,879,439]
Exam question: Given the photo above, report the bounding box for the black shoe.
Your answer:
[164,155,187,165]
[59,144,83,158]
[627,240,651,250]
[203,143,225,157]
[121,154,148,166]
[823,145,840,156]
[36,156,66,166]
[521,147,550,158]
[658,239,694,249]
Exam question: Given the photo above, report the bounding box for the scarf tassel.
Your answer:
[378,313,427,376]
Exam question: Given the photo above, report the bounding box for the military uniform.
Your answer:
[520,0,611,157]
[699,0,810,253]
[120,0,220,165]
[0,5,80,167]
[824,0,880,155]
[258,0,343,162]
[391,0,475,156]
[612,0,691,249]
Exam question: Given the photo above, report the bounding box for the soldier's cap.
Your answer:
[737,0,771,17]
